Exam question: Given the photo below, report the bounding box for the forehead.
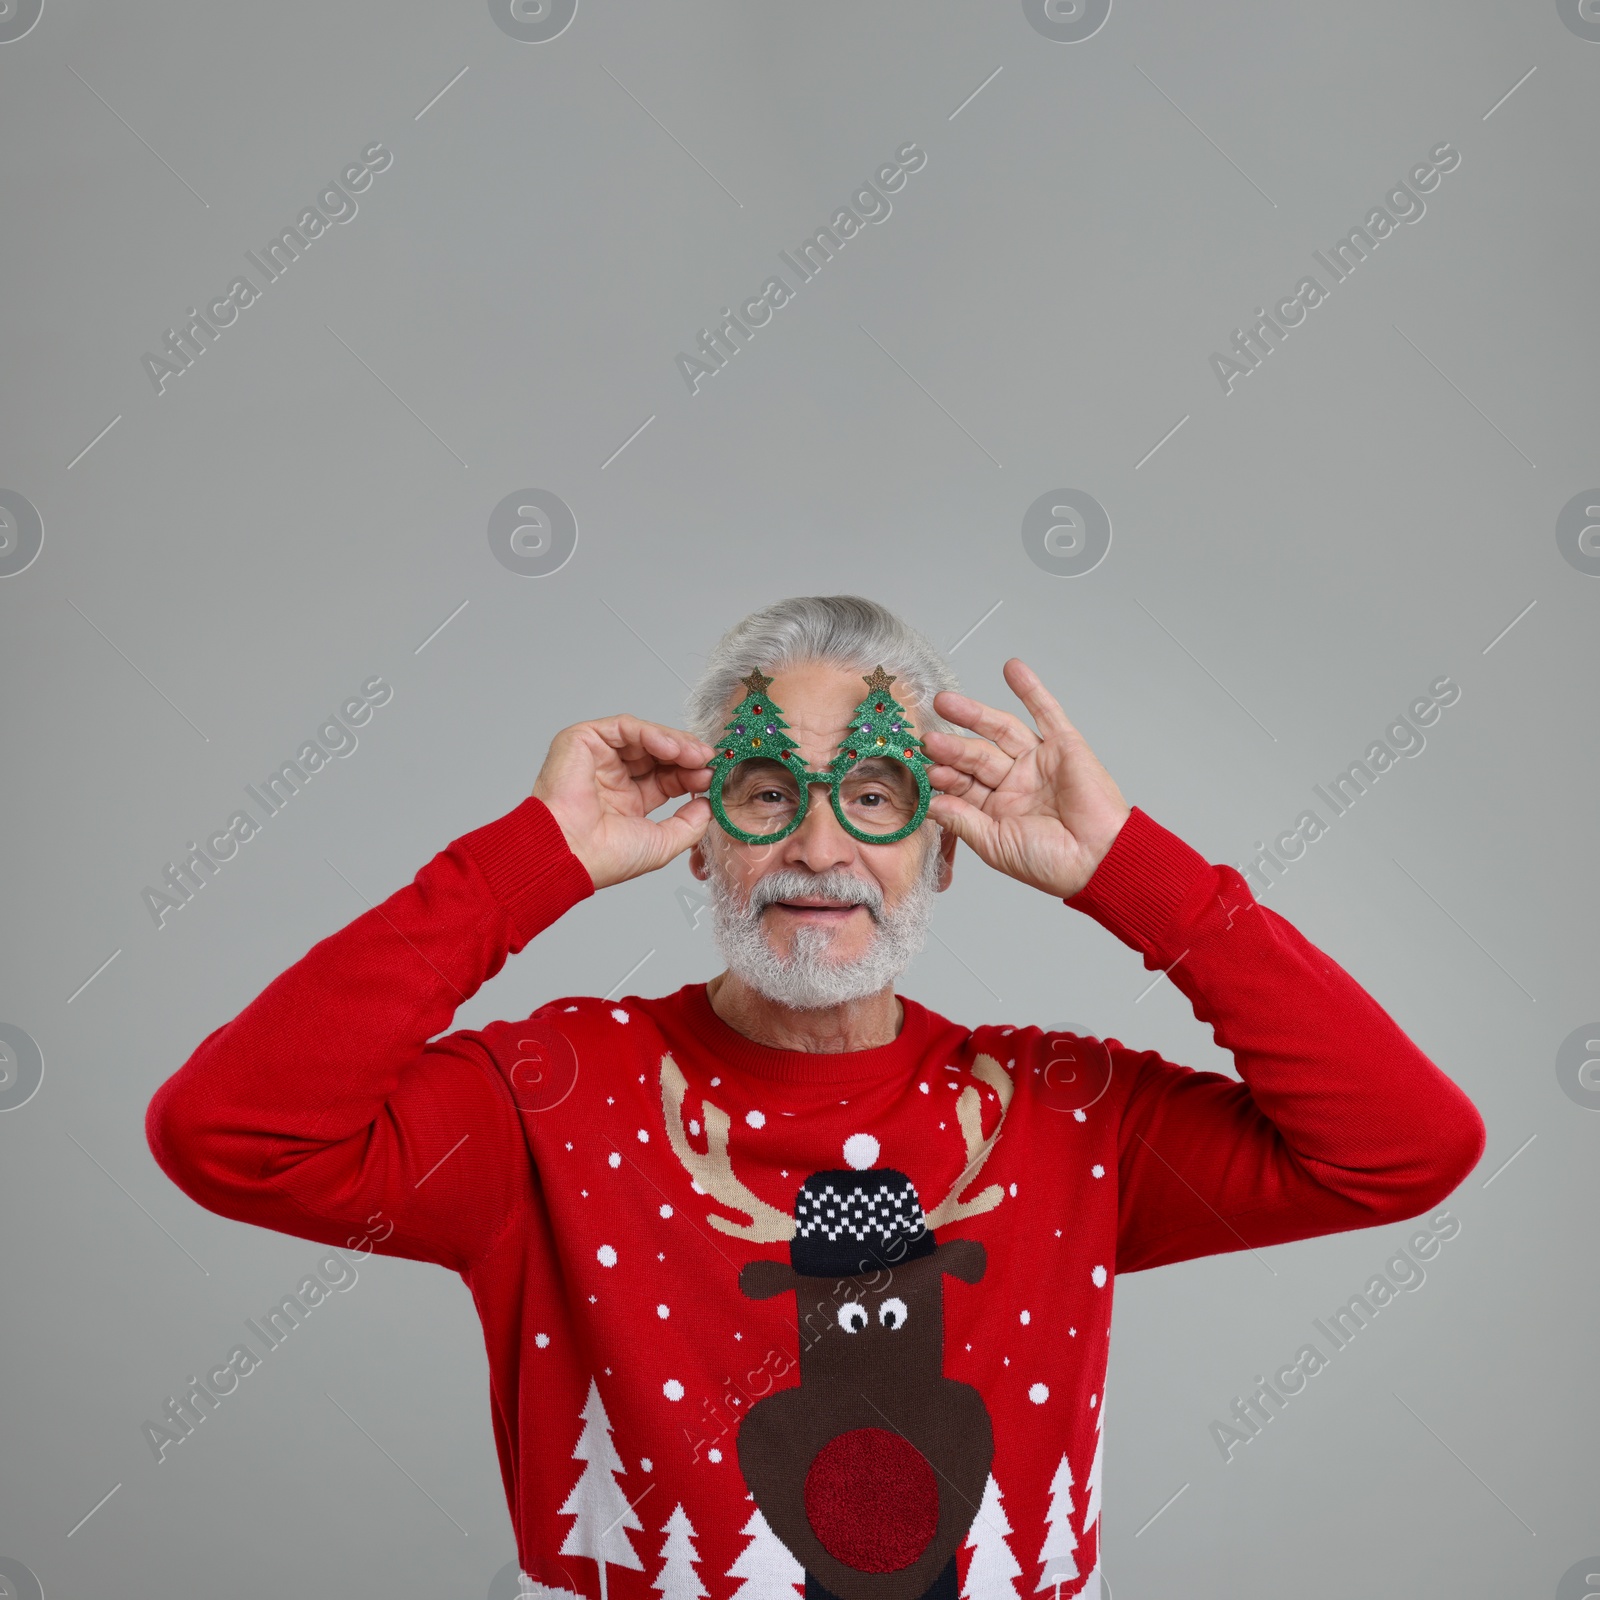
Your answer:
[725,660,918,764]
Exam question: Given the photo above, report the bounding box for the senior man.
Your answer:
[147,594,1484,1600]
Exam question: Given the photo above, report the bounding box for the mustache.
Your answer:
[747,869,884,921]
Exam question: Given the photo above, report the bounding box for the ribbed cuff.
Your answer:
[1064,806,1218,956]
[454,795,595,948]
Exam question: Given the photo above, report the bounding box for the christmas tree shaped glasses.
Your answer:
[707,666,934,846]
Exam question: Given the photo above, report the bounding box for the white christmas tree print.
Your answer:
[517,1575,584,1600]
[558,1378,645,1600]
[654,1504,708,1600]
[1076,1394,1106,1600]
[1034,1454,1080,1595]
[962,1473,1023,1600]
[1082,1395,1104,1546]
[727,1506,803,1600]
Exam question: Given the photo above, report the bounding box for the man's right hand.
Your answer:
[531,716,714,891]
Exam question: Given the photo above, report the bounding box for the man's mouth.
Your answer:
[767,898,866,920]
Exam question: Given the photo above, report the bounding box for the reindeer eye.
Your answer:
[878,1297,909,1330]
[838,1301,867,1333]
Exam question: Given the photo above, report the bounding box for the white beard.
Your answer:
[704,836,943,1011]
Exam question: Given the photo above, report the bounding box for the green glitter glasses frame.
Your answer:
[705,666,935,847]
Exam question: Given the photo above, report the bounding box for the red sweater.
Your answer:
[146,799,1483,1600]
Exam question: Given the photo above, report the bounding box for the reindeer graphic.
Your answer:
[660,1054,1015,1600]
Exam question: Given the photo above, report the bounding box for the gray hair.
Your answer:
[686,595,960,746]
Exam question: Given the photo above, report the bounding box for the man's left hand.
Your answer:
[923,658,1131,901]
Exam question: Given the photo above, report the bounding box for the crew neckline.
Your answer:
[667,982,932,1086]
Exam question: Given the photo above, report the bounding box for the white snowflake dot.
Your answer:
[535,1332,550,1348]
[1073,1109,1087,1122]
[659,1203,673,1219]
[641,1458,653,1472]
[1091,1264,1107,1287]
[689,1119,701,1137]
[919,1082,930,1094]
[637,1128,649,1143]
[611,1008,629,1024]
[656,1304,670,1319]
[746,1109,765,1128]
[1020,1310,1031,1325]
[597,1244,618,1267]
[663,1379,684,1401]
[1008,1182,1017,1197]
[708,1447,723,1463]
[608,1152,621,1168]
[564,1006,578,1012]
[1069,1327,1077,1337]
[843,1133,879,1169]
[1090,1392,1098,1407]
[710,1077,720,1086]
[1029,1383,1050,1405]
[1091,1163,1105,1178]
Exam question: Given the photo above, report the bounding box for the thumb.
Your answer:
[649,795,712,864]
[928,793,993,857]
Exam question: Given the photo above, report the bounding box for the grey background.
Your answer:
[2,1,1596,1595]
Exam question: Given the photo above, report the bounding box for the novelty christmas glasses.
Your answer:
[706,666,934,846]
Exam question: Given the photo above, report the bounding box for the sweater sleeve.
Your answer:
[145,796,595,1274]
[1063,807,1487,1274]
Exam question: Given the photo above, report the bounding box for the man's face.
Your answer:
[689,660,956,989]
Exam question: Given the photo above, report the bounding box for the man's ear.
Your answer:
[688,837,711,882]
[934,822,957,892]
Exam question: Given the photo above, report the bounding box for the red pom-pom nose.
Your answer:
[803,1427,939,1572]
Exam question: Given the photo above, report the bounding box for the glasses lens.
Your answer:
[720,758,803,837]
[836,757,921,835]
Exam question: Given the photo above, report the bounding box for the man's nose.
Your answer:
[782,782,856,872]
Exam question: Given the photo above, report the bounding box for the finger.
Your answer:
[588,725,709,810]
[921,726,1014,790]
[926,762,994,806]
[927,791,999,856]
[593,716,715,777]
[633,762,714,815]
[1002,658,1080,741]
[599,714,715,766]
[932,689,1039,760]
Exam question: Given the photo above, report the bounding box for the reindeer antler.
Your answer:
[659,1055,796,1243]
[924,1054,1015,1230]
